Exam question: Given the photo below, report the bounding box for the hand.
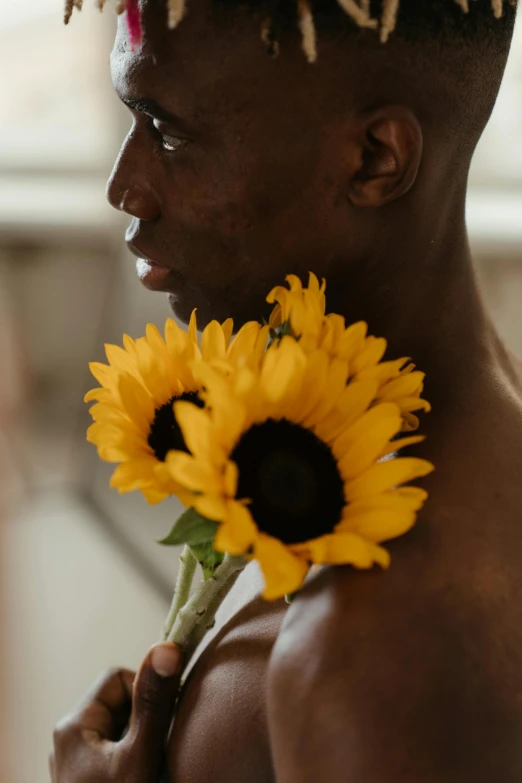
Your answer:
[50,643,182,783]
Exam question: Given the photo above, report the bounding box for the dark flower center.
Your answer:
[231,418,346,545]
[148,391,203,462]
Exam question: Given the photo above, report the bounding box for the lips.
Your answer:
[126,239,178,292]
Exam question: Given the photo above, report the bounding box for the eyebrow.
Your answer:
[121,97,182,125]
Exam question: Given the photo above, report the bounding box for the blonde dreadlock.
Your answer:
[64,0,515,56]
[336,0,378,28]
[64,0,83,25]
[455,0,470,13]
[297,0,318,62]
[168,0,187,28]
[380,0,400,42]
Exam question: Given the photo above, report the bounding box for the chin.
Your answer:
[168,291,268,332]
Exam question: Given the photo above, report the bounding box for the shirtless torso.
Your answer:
[169,355,522,783]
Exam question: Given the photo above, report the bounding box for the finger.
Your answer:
[62,668,135,744]
[126,643,182,768]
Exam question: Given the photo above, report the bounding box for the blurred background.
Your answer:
[0,2,521,781]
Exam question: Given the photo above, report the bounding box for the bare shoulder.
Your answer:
[268,549,522,783]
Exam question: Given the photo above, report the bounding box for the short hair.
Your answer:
[65,1,517,58]
[255,0,517,63]
[65,0,517,145]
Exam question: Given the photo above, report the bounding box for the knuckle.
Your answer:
[52,716,72,745]
[105,665,125,683]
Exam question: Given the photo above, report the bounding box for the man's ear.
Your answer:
[348,107,423,208]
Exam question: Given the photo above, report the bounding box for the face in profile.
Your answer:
[107,0,364,328]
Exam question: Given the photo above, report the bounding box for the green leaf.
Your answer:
[279,319,293,337]
[268,320,295,348]
[158,508,218,547]
[189,540,225,580]
[285,592,296,605]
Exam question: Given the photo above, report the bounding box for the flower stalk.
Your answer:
[163,545,198,641]
[166,554,246,650]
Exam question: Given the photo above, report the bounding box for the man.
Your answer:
[51,0,522,780]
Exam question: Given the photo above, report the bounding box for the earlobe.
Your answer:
[348,107,423,208]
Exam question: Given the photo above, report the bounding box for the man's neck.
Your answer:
[327,211,522,453]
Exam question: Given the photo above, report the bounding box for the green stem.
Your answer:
[182,569,243,666]
[167,554,246,648]
[163,545,198,641]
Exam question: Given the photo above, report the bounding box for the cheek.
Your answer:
[159,146,256,242]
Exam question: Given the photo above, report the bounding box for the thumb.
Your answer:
[127,642,182,764]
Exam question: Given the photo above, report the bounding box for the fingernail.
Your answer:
[150,643,181,678]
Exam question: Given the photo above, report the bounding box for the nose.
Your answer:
[106,138,161,222]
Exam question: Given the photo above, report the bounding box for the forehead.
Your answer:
[109,0,351,114]
[111,0,267,101]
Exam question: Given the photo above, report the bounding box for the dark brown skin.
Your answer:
[53,0,522,780]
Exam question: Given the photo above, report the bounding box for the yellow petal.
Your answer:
[319,313,345,355]
[292,350,329,423]
[266,284,289,306]
[141,487,170,505]
[188,309,198,344]
[165,317,188,357]
[268,302,282,329]
[255,534,309,600]
[221,318,234,347]
[285,274,304,293]
[166,452,222,494]
[134,338,173,405]
[88,402,132,426]
[174,401,216,463]
[202,320,227,361]
[117,374,155,434]
[314,379,379,444]
[379,434,425,459]
[333,402,400,455]
[109,458,158,491]
[303,358,349,427]
[345,457,435,502]
[393,486,429,506]
[89,361,116,390]
[261,337,307,404]
[192,493,229,521]
[214,502,257,555]
[402,413,420,432]
[341,487,428,519]
[84,386,113,404]
[104,343,138,377]
[378,371,426,401]
[338,322,368,362]
[337,412,403,480]
[357,357,409,386]
[351,336,387,375]
[97,445,131,462]
[336,507,417,543]
[293,532,390,568]
[224,460,239,497]
[397,397,432,414]
[122,333,137,355]
[227,322,264,367]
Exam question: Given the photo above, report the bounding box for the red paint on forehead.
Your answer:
[127,0,144,50]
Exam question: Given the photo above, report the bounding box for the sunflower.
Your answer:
[85,313,268,504]
[167,336,434,599]
[267,273,430,431]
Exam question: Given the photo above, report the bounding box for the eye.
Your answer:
[160,133,187,152]
[152,119,188,153]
